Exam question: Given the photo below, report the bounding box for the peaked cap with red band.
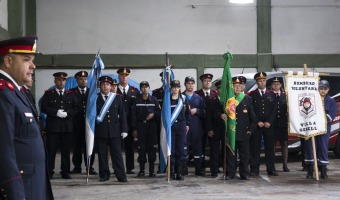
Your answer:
[0,36,39,55]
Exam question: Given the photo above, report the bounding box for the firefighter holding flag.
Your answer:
[225,76,257,180]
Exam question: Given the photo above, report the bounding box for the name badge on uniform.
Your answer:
[24,113,33,122]
[24,112,33,117]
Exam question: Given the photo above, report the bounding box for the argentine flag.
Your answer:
[85,55,105,159]
[159,66,174,172]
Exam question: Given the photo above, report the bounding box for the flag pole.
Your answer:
[303,64,319,181]
[166,52,171,182]
[223,130,227,180]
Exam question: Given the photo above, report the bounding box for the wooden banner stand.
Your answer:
[283,64,319,181]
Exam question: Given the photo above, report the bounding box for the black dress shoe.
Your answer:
[149,173,156,177]
[126,170,135,174]
[70,168,81,174]
[195,171,205,176]
[176,174,184,181]
[211,173,218,177]
[99,177,109,182]
[88,169,97,175]
[225,175,234,180]
[283,166,290,172]
[137,171,145,177]
[267,171,278,176]
[240,176,250,180]
[61,173,72,179]
[306,173,313,179]
[118,178,128,182]
[250,171,259,176]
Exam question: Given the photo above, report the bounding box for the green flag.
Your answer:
[220,52,236,154]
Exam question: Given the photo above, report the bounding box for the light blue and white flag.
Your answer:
[85,55,105,158]
[159,66,174,172]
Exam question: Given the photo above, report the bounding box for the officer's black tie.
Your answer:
[205,92,209,97]
[81,89,85,97]
[104,95,108,101]
[123,88,127,97]
[59,90,63,98]
[261,90,264,96]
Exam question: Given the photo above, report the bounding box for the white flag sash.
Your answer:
[170,95,186,126]
[96,92,116,123]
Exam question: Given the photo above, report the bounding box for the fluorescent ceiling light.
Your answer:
[230,0,254,4]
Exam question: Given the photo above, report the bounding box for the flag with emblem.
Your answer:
[85,54,105,167]
[219,52,236,154]
[159,66,174,173]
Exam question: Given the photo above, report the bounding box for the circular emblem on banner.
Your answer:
[226,97,239,119]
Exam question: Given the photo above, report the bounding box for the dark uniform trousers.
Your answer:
[249,90,277,174]
[117,85,140,172]
[184,92,205,173]
[170,97,191,175]
[206,96,225,174]
[226,95,256,177]
[95,94,127,180]
[71,87,95,171]
[41,89,79,176]
[195,89,218,170]
[304,95,336,166]
[136,122,157,166]
[131,94,160,173]
[0,74,53,200]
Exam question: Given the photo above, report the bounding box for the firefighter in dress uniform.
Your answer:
[116,67,140,174]
[271,77,290,172]
[206,80,225,177]
[132,81,161,177]
[41,72,79,179]
[169,80,191,180]
[95,76,128,182]
[225,76,257,180]
[304,80,336,179]
[70,71,96,175]
[0,36,54,200]
[248,72,278,176]
[195,73,218,173]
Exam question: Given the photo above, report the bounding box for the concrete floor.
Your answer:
[51,152,340,200]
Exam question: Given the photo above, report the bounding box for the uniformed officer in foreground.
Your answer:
[117,67,140,174]
[225,76,257,180]
[95,76,128,182]
[248,72,278,176]
[70,71,97,175]
[132,81,160,177]
[304,80,336,179]
[0,36,53,199]
[41,72,79,179]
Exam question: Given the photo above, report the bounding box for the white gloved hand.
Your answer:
[121,132,128,139]
[62,111,68,118]
[57,109,67,118]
